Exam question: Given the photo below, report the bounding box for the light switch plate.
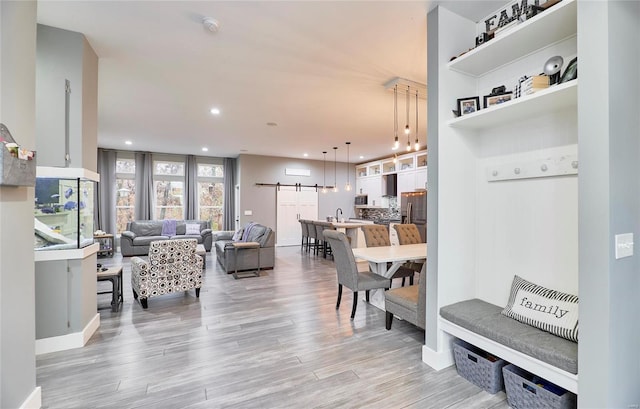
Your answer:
[244,210,253,216]
[615,233,634,259]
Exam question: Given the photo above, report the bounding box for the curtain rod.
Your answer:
[255,182,335,191]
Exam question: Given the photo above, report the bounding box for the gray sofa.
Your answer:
[121,220,213,256]
[214,223,275,273]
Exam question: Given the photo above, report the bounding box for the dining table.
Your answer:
[351,243,427,310]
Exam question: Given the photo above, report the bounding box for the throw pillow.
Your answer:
[161,219,177,236]
[232,228,244,242]
[502,275,579,342]
[185,223,201,235]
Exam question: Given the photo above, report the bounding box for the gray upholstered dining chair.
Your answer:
[360,224,415,286]
[384,261,426,330]
[314,221,335,258]
[322,230,390,319]
[299,219,309,252]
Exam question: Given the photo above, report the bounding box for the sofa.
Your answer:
[121,220,213,256]
[214,222,275,273]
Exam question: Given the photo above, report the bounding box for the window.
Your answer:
[197,162,224,230]
[115,156,135,234]
[153,160,185,220]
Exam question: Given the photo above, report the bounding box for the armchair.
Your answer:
[130,239,203,309]
[214,223,275,273]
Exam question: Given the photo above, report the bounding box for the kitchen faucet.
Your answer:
[335,208,343,222]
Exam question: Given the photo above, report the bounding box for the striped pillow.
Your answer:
[502,275,579,342]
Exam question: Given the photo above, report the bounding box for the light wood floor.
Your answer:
[36,246,509,408]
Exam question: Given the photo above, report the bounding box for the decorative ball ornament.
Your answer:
[544,56,564,85]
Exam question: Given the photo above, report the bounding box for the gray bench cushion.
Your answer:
[440,299,578,374]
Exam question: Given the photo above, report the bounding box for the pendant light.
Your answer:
[321,151,328,194]
[344,142,352,191]
[392,85,399,150]
[333,147,338,192]
[405,85,411,152]
[414,89,420,151]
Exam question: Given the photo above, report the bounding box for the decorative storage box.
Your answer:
[502,364,577,409]
[0,124,36,187]
[453,338,508,394]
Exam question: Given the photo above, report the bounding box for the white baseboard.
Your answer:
[20,386,41,409]
[36,313,100,355]
[422,344,455,371]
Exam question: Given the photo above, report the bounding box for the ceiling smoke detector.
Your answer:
[203,17,220,33]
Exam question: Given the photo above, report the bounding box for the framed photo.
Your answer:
[483,92,513,108]
[457,96,480,116]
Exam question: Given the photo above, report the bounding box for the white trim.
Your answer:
[439,316,578,394]
[19,387,41,409]
[422,344,455,371]
[34,242,99,262]
[36,166,100,182]
[35,313,100,355]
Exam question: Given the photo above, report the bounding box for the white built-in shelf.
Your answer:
[447,0,576,77]
[448,80,577,130]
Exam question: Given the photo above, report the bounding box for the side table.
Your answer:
[97,266,123,312]
[231,241,261,279]
[94,234,114,257]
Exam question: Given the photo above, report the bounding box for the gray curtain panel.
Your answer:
[135,151,154,220]
[185,155,198,220]
[223,157,236,230]
[95,148,117,234]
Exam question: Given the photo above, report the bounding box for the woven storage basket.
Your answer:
[453,338,507,394]
[502,364,577,409]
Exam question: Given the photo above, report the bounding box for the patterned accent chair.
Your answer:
[131,239,203,309]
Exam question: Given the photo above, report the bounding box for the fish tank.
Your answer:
[34,167,98,250]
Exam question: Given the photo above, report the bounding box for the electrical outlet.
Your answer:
[615,233,634,259]
[244,210,253,216]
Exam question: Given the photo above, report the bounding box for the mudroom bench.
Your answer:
[440,298,578,394]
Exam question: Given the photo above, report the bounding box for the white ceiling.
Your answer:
[37,0,508,162]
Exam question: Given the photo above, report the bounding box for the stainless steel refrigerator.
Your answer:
[400,191,427,242]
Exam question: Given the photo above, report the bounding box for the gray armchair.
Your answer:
[213,223,275,273]
[384,262,426,330]
[130,239,203,309]
[322,230,390,320]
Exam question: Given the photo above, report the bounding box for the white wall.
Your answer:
[0,1,39,407]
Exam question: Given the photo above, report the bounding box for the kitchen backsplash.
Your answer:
[357,197,400,220]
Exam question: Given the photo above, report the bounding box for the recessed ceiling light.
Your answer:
[210,108,220,115]
[303,153,308,157]
[202,147,209,152]
[125,140,132,145]
[266,122,278,127]
[359,155,364,159]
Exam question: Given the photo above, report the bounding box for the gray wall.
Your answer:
[36,24,98,171]
[237,154,356,232]
[578,1,640,407]
[0,1,38,407]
